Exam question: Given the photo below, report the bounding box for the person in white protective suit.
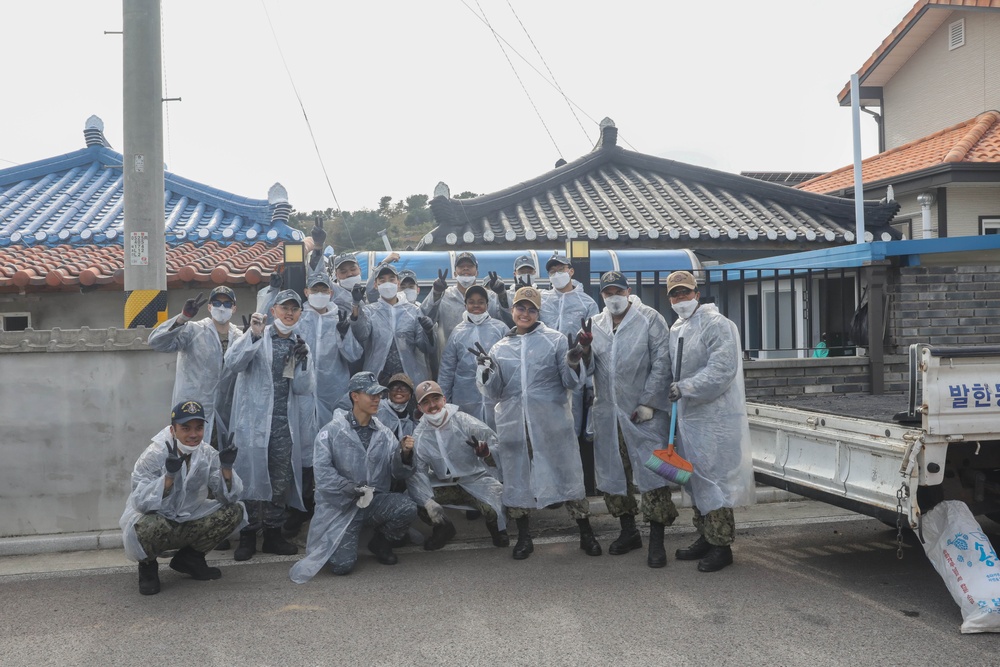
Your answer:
[225,289,316,561]
[147,286,243,448]
[665,270,755,573]
[421,251,506,346]
[376,373,420,443]
[289,372,418,582]
[584,271,677,569]
[282,270,365,539]
[475,286,602,560]
[120,400,244,596]
[350,262,436,387]
[540,253,599,438]
[437,285,508,430]
[408,380,509,551]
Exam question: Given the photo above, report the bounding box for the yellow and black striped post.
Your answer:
[125,289,168,328]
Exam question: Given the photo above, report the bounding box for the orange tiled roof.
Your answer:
[797,110,1000,194]
[0,241,282,291]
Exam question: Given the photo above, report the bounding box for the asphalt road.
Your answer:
[2,505,999,666]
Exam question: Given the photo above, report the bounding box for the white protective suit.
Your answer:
[669,302,755,512]
[407,406,506,529]
[478,323,587,508]
[147,315,243,443]
[541,280,599,436]
[290,409,414,583]
[376,400,417,442]
[438,312,508,429]
[351,297,435,385]
[422,284,503,347]
[588,295,673,494]
[119,426,246,561]
[298,306,364,427]
[224,326,315,508]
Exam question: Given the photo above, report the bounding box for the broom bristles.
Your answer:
[643,455,692,484]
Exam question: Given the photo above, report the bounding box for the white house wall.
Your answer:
[945,184,1000,236]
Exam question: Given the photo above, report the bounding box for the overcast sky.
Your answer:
[2,0,916,212]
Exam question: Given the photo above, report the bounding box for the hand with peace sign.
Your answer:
[218,433,239,470]
[336,309,351,337]
[180,292,208,321]
[486,271,505,295]
[566,333,585,366]
[576,317,593,349]
[465,435,490,458]
[467,341,494,382]
[164,438,184,478]
[433,269,449,296]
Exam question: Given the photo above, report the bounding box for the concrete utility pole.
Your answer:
[122,0,167,328]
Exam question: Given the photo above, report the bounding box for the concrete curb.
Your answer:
[0,487,800,558]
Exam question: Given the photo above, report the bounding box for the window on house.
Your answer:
[949,18,965,50]
[891,217,912,240]
[980,217,1000,235]
[1,313,30,331]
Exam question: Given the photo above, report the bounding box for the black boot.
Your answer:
[512,516,533,560]
[214,539,231,551]
[261,527,299,555]
[577,518,602,556]
[424,518,457,551]
[608,514,642,555]
[675,535,711,561]
[698,545,733,572]
[233,530,257,561]
[138,559,160,596]
[367,532,399,565]
[486,520,510,547]
[169,546,222,580]
[282,509,308,539]
[647,521,667,569]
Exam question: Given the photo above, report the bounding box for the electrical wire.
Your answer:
[160,2,172,169]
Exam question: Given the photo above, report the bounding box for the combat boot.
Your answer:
[512,516,533,560]
[169,546,222,580]
[647,521,667,569]
[577,518,602,556]
[367,532,399,565]
[423,517,457,551]
[608,514,642,555]
[281,509,308,539]
[261,527,298,555]
[675,535,711,561]
[697,545,733,572]
[138,559,160,596]
[233,530,257,561]
[486,519,510,547]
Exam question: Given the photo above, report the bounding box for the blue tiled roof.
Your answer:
[0,142,302,249]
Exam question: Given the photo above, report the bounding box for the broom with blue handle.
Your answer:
[643,337,693,484]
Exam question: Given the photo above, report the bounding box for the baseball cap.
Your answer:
[209,286,236,303]
[274,289,302,306]
[513,254,536,272]
[599,271,629,292]
[387,373,414,391]
[171,400,206,425]
[513,286,542,310]
[333,252,358,270]
[464,285,489,303]
[376,263,399,279]
[398,269,418,286]
[307,271,332,288]
[666,271,698,294]
[455,251,478,267]
[347,371,387,395]
[415,380,445,404]
[545,253,572,272]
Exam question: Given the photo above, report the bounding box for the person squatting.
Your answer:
[127,253,754,593]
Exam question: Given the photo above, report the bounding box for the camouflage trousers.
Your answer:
[692,505,735,546]
[603,427,679,525]
[329,492,417,575]
[245,426,296,531]
[134,504,244,561]
[507,498,590,521]
[419,485,497,524]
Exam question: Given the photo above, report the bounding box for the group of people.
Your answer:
[124,247,754,594]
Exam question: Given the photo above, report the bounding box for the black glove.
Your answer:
[465,435,490,458]
[241,315,251,334]
[418,315,435,339]
[292,335,309,370]
[218,433,238,469]
[567,333,584,365]
[351,283,367,305]
[467,342,493,382]
[336,309,351,337]
[164,439,184,476]
[515,275,532,290]
[576,317,593,349]
[182,292,207,319]
[669,382,681,401]
[311,217,327,248]
[486,271,505,295]
[433,269,448,296]
[269,271,283,291]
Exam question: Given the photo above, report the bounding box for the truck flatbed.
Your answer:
[752,393,910,422]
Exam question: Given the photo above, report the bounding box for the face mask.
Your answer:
[378,282,398,300]
[307,293,331,310]
[456,275,477,288]
[550,272,571,290]
[605,295,629,316]
[672,299,699,319]
[209,306,233,324]
[273,318,296,335]
[339,275,362,289]
[465,311,490,324]
[176,442,199,455]
[423,409,447,427]
[403,288,419,303]
[389,400,409,413]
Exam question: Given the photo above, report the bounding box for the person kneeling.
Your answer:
[120,400,245,595]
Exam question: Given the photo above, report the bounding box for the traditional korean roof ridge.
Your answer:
[427,123,900,249]
[797,110,1000,194]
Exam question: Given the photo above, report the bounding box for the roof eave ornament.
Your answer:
[84,115,111,148]
[594,117,617,150]
[268,182,291,225]
[433,182,451,200]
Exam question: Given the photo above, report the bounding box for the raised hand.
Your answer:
[566,333,585,365]
[292,335,309,370]
[351,283,367,305]
[310,217,327,248]
[182,292,208,319]
[250,312,266,338]
[465,435,490,458]
[269,271,283,291]
[241,315,251,334]
[164,438,184,477]
[576,317,593,349]
[336,309,351,336]
[433,269,449,295]
[467,342,493,382]
[515,275,532,290]
[486,271,505,295]
[218,433,238,469]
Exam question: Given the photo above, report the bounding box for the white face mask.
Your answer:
[423,409,447,426]
[209,306,233,324]
[456,275,477,288]
[176,442,200,455]
[672,299,699,319]
[378,282,398,300]
[604,295,629,316]
[273,318,296,335]
[403,288,419,303]
[339,275,362,289]
[389,399,409,413]
[307,293,331,310]
[465,311,490,324]
[550,272,571,290]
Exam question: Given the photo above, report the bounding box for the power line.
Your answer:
[160,1,173,168]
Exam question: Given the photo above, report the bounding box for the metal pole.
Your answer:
[123,0,167,328]
[851,73,866,245]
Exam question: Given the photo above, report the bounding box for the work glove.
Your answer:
[292,335,309,370]
[336,309,351,337]
[631,405,654,424]
[241,315,251,334]
[269,271,283,291]
[486,271,505,296]
[566,333,585,366]
[669,382,681,401]
[179,292,207,321]
[249,312,266,339]
[351,283,367,306]
[515,275,532,290]
[576,317,593,349]
[164,439,184,477]
[468,342,493,383]
[424,499,446,524]
[465,435,490,458]
[308,219,325,269]
[355,485,374,509]
[218,433,238,470]
[433,269,448,296]
[418,315,435,339]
